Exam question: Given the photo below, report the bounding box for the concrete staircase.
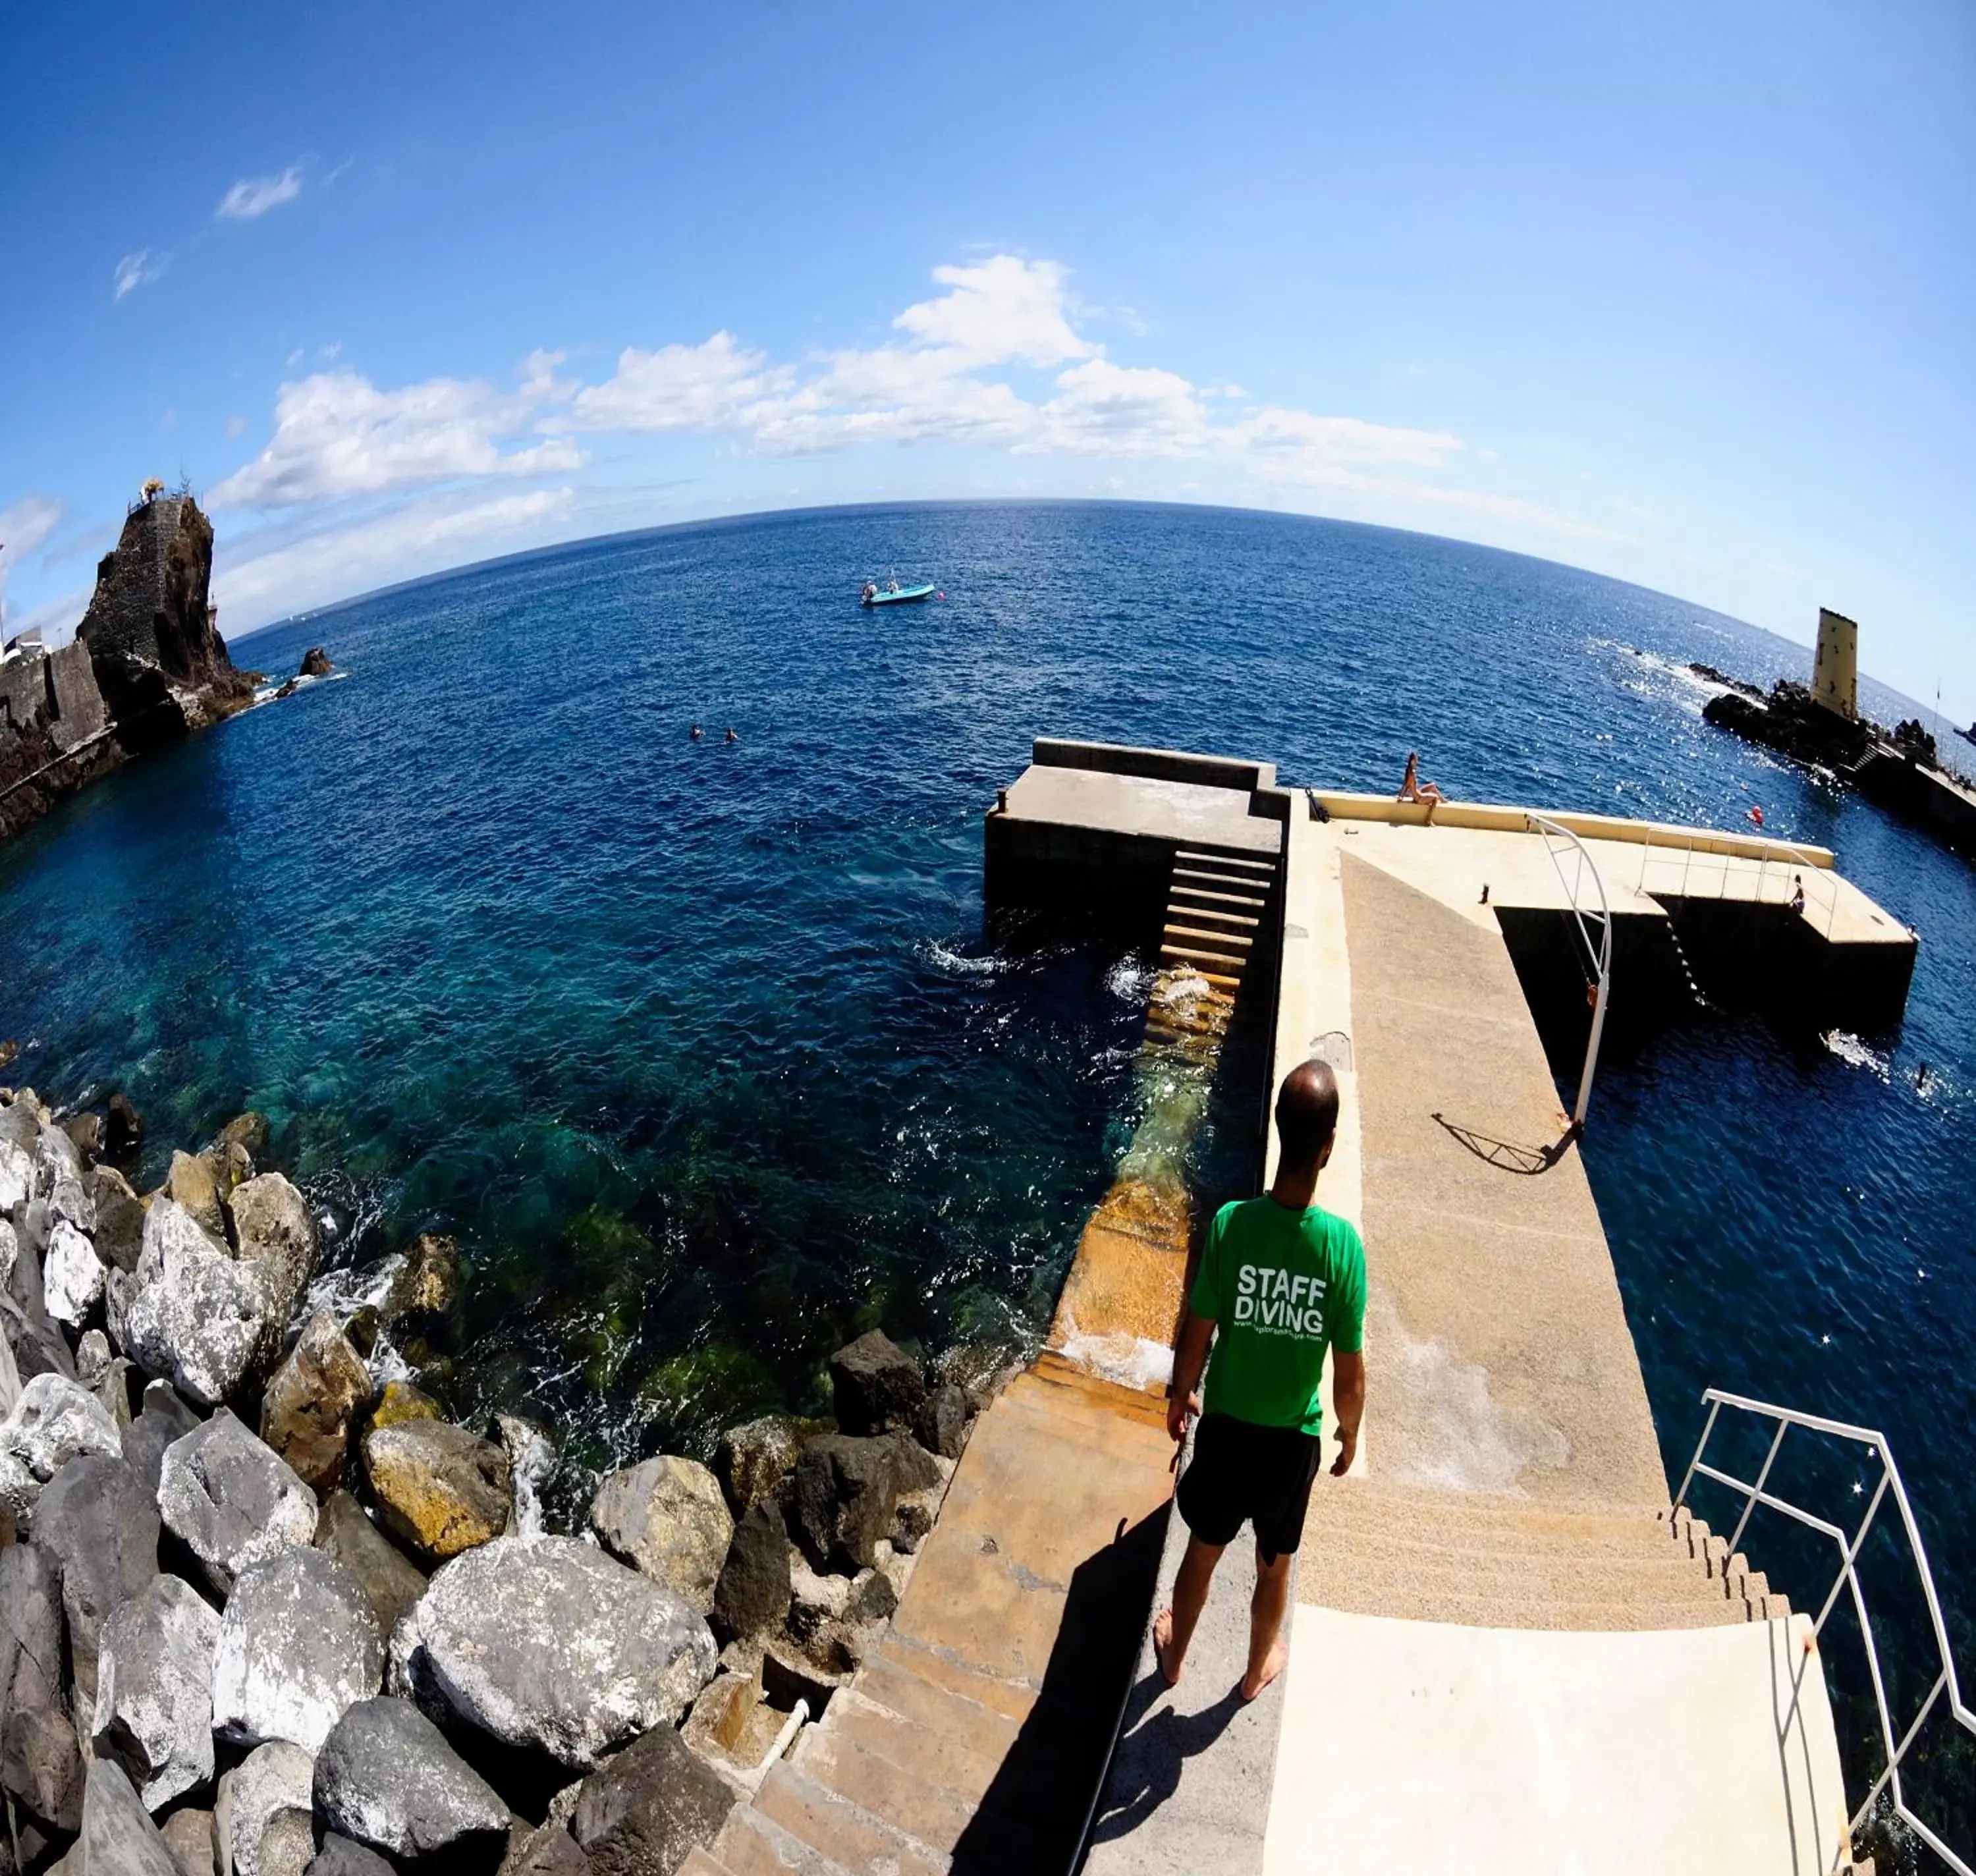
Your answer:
[1145,844,1280,1054]
[687,1354,1176,1876]
[1297,1477,1791,1631]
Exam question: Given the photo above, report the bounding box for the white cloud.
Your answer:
[563,333,788,433]
[113,250,167,301]
[0,496,63,628]
[1221,406,1464,472]
[214,488,576,624]
[892,256,1098,368]
[211,369,586,509]
[1028,360,1211,457]
[226,414,248,438]
[217,167,303,221]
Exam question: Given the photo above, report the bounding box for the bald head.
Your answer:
[1276,1059,1340,1172]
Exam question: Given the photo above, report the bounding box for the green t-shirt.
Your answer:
[1190,1196,1367,1435]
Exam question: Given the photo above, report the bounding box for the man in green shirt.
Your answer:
[1154,1058,1367,1700]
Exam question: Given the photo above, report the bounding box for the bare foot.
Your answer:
[1152,1607,1183,1686]
[1239,1633,1287,1701]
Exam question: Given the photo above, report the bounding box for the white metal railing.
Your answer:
[1527,814,1612,1131]
[1635,825,1841,939]
[1674,1389,1975,1873]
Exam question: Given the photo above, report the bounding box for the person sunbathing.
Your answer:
[1397,752,1446,807]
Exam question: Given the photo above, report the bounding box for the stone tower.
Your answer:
[1811,607,1858,721]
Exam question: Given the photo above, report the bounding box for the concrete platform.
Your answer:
[1262,1606,1852,1876]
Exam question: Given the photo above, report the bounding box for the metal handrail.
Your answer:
[1527,814,1612,1130]
[1636,824,1840,939]
[1674,1387,1974,1873]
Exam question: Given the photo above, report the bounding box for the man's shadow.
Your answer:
[1087,1670,1246,1844]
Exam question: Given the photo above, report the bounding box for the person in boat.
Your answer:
[1790,874,1805,915]
[861,582,877,603]
[724,726,739,744]
[1396,751,1445,807]
[1153,1059,1367,1701]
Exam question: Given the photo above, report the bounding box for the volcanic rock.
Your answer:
[390,1534,717,1769]
[74,1757,182,1876]
[708,1500,791,1644]
[382,1233,460,1330]
[226,1174,318,1325]
[105,1093,146,1162]
[157,1410,316,1596]
[298,648,333,680]
[0,1541,82,1831]
[568,1722,734,1876]
[313,1491,428,1638]
[313,1696,508,1863]
[124,1199,281,1408]
[588,1456,732,1612]
[912,1381,970,1459]
[212,1548,383,1753]
[788,1433,936,1574]
[123,1380,202,1497]
[827,1329,927,1437]
[92,1574,223,1809]
[36,1453,161,1709]
[260,1311,370,1496]
[215,1740,316,1876]
[363,1418,512,1564]
[711,1414,828,1519]
[304,1835,394,1876]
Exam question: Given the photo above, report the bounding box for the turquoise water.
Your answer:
[2,505,1971,1769]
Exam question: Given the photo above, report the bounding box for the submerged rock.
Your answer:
[383,1232,460,1329]
[105,1092,145,1162]
[363,1417,512,1564]
[260,1310,371,1496]
[313,1490,428,1638]
[216,1740,316,1876]
[92,1574,223,1810]
[828,1329,927,1437]
[212,1547,383,1753]
[312,1696,508,1863]
[124,1199,280,1408]
[157,1410,316,1595]
[215,1113,270,1160]
[391,1534,717,1769]
[588,1455,732,1613]
[568,1721,734,1875]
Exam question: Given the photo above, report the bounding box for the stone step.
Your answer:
[1311,1477,1678,1541]
[1306,1500,1707,1566]
[818,1684,1007,1802]
[1028,1351,1173,1422]
[853,1653,1025,1768]
[1163,920,1255,952]
[872,1634,1037,1725]
[1163,901,1261,932]
[1161,942,1251,976]
[709,1803,856,1876]
[793,1727,977,1854]
[1173,846,1278,875]
[1299,1573,1761,1631]
[1304,1534,1759,1613]
[1168,880,1270,912]
[750,1762,950,1876]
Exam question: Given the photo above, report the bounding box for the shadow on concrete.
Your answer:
[1086,1672,1246,1848]
[1431,1110,1568,1175]
[948,1505,1169,1876]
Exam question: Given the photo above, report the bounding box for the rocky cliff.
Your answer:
[1,493,257,844]
[75,494,255,750]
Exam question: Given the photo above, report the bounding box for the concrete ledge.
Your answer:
[1035,736,1278,793]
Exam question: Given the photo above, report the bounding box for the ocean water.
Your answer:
[2,501,1970,1825]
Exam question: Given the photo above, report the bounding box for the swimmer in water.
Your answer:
[690,723,703,740]
[725,727,739,744]
[1917,1062,1931,1092]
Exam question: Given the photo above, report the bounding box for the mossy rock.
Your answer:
[370,1380,443,1429]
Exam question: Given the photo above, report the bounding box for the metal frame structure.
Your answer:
[1636,824,1842,939]
[1675,1389,1975,1873]
[1527,814,1612,1130]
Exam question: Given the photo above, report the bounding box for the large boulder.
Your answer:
[0,1541,82,1832]
[587,1456,732,1613]
[390,1535,717,1770]
[312,1696,508,1863]
[260,1311,371,1496]
[226,1175,319,1325]
[166,1151,229,1241]
[72,1757,181,1876]
[215,1740,316,1876]
[212,1548,383,1753]
[157,1411,316,1596]
[215,1113,270,1160]
[788,1433,937,1574]
[712,1416,821,1520]
[89,1167,146,1274]
[160,1807,217,1876]
[92,1574,223,1810]
[124,1200,280,1408]
[708,1500,791,1644]
[313,1491,427,1638]
[0,1139,31,1215]
[0,1372,122,1524]
[43,1219,104,1325]
[381,1234,460,1329]
[35,1454,159,1711]
[912,1381,970,1460]
[362,1418,511,1564]
[568,1723,734,1876]
[123,1380,202,1497]
[827,1330,927,1437]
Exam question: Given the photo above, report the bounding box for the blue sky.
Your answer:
[3,1,1971,717]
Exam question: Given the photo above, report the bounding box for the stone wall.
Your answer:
[0,642,123,844]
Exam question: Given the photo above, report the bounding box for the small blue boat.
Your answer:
[861,578,937,608]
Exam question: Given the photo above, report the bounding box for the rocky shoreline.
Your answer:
[0,1080,1004,1875]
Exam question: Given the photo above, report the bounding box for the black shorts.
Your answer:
[1175,1412,1323,1564]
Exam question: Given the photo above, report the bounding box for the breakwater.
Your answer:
[1,1076,1004,1871]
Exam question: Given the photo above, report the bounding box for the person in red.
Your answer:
[1153,1059,1367,1699]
